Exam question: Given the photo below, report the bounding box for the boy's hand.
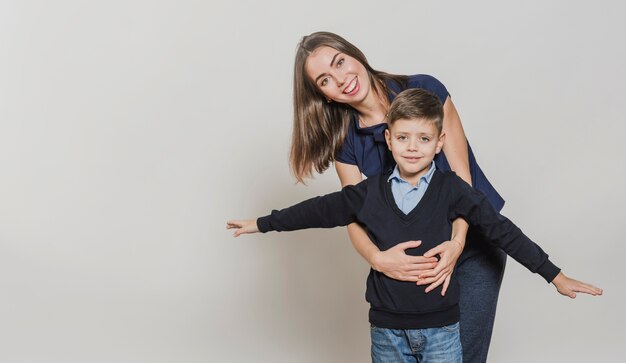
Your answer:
[226,220,259,237]
[551,272,603,298]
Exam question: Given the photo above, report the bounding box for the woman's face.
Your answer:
[304,46,372,106]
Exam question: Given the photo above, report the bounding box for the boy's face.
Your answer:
[385,118,445,185]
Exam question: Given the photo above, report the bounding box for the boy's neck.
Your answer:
[398,162,435,187]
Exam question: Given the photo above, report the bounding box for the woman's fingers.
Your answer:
[440,275,452,296]
[395,240,423,250]
[416,268,448,286]
[423,273,447,293]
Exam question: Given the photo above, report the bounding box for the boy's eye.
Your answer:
[397,135,407,141]
[420,137,431,142]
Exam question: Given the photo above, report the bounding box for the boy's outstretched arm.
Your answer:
[227,220,259,237]
[551,272,603,298]
[450,173,603,298]
[227,180,369,236]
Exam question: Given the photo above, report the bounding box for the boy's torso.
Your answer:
[358,170,461,329]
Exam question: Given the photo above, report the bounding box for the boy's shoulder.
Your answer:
[433,169,462,183]
[431,170,472,195]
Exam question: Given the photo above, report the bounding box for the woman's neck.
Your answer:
[352,86,389,128]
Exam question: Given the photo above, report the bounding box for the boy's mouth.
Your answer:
[403,156,423,162]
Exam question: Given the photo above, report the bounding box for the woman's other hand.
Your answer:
[416,239,464,295]
[371,240,439,282]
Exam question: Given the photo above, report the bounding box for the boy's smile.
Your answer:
[385,118,445,186]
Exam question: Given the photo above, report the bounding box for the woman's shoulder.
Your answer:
[405,74,450,103]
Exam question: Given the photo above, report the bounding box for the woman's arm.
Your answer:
[335,161,438,281]
[417,96,470,294]
[441,96,471,183]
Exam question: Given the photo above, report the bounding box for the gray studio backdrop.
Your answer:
[1,1,624,362]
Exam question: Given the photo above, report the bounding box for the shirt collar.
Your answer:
[352,112,388,141]
[387,161,437,187]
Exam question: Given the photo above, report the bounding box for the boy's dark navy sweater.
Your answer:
[257,170,560,330]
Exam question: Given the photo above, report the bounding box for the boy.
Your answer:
[227,89,602,363]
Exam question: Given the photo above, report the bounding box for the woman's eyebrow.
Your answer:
[314,52,341,83]
[329,52,341,67]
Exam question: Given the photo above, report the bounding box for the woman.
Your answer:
[290,31,507,363]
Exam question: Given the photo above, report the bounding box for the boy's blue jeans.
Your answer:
[370,322,462,363]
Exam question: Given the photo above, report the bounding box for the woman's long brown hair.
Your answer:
[291,32,408,183]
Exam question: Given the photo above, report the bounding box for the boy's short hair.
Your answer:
[387,89,444,135]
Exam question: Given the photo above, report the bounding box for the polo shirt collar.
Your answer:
[387,161,437,187]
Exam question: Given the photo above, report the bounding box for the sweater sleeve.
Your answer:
[448,173,561,283]
[256,179,369,233]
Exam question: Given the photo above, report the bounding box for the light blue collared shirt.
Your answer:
[387,162,437,215]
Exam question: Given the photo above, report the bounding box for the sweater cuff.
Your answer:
[536,259,561,283]
[256,216,273,233]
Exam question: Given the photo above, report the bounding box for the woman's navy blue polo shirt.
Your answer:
[335,74,505,211]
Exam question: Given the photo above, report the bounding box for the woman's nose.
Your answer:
[331,70,346,87]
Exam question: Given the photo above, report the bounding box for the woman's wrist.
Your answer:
[450,238,465,249]
[450,218,469,249]
[367,249,383,271]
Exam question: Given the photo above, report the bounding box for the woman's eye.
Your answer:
[337,58,344,67]
[320,78,328,86]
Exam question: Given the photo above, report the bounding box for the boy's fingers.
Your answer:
[577,284,603,296]
[559,287,576,299]
[226,221,241,229]
[236,228,252,237]
[584,284,603,295]
[594,287,604,295]
[568,280,603,296]
[233,227,253,237]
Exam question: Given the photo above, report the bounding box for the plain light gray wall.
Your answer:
[1,0,624,362]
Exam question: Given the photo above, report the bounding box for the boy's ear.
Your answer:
[384,129,392,150]
[436,131,446,154]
